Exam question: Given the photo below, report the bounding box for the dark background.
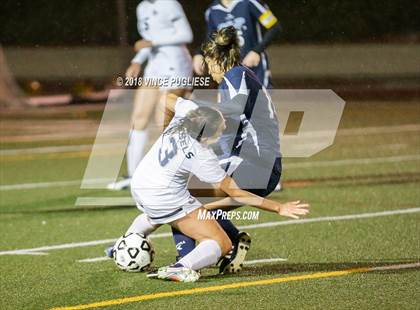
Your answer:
[1,0,420,47]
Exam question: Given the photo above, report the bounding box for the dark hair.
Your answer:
[202,26,240,73]
[165,106,224,141]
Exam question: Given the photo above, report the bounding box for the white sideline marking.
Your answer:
[77,256,288,264]
[0,207,418,257]
[0,178,113,191]
[0,143,126,156]
[1,154,419,191]
[369,262,420,271]
[238,207,420,230]
[1,124,419,155]
[284,154,420,169]
[0,145,92,155]
[75,197,135,206]
[79,257,110,263]
[243,257,288,265]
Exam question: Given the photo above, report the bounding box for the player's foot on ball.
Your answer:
[156,265,200,282]
[106,177,131,191]
[104,245,115,258]
[219,231,251,274]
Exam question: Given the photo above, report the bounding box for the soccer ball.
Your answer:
[113,233,154,272]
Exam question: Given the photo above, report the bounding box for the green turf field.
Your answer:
[0,99,419,309]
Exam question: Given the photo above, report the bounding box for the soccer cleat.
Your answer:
[219,231,251,274]
[104,245,115,258]
[106,177,131,191]
[156,266,200,282]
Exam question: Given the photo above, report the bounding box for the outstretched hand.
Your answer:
[277,200,310,219]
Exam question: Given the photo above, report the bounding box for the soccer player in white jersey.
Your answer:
[118,95,309,282]
[108,0,194,190]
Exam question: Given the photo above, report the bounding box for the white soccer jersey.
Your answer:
[131,0,193,85]
[131,98,226,224]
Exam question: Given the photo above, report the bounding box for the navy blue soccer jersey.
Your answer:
[205,0,278,87]
[217,65,280,181]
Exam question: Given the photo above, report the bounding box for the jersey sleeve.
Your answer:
[131,47,151,64]
[248,0,278,29]
[174,98,199,118]
[190,146,227,184]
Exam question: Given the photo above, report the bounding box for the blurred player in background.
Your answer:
[193,0,281,88]
[171,26,283,273]
[108,0,193,190]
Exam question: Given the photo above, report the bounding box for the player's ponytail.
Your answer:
[203,26,240,73]
[164,106,224,142]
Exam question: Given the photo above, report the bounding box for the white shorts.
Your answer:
[144,45,192,89]
[131,188,201,225]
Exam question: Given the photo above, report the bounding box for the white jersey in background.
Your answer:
[132,0,193,86]
[131,98,227,224]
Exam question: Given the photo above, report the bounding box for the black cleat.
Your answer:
[219,232,251,274]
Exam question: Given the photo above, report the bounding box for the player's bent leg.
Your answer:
[173,207,232,257]
[171,227,196,260]
[155,207,231,282]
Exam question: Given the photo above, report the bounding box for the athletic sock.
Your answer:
[171,227,196,259]
[212,210,239,242]
[177,239,222,270]
[127,129,148,177]
[126,213,158,236]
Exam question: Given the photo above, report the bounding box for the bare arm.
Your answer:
[208,176,309,219]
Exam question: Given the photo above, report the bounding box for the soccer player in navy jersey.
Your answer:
[172,26,283,273]
[193,0,281,88]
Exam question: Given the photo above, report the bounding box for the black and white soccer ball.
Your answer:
[113,233,154,272]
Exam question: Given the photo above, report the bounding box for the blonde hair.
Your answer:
[202,26,240,73]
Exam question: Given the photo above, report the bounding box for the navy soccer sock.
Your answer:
[171,227,196,259]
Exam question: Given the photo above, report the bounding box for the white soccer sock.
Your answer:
[127,129,148,177]
[126,213,158,237]
[177,239,222,271]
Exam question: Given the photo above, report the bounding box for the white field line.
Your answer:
[284,154,420,169]
[0,178,113,191]
[0,143,125,156]
[369,262,420,271]
[243,257,288,265]
[0,145,92,156]
[2,124,419,155]
[78,256,288,264]
[78,257,110,263]
[0,207,418,257]
[1,154,419,192]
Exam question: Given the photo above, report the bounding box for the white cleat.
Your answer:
[156,266,200,282]
[107,177,132,191]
